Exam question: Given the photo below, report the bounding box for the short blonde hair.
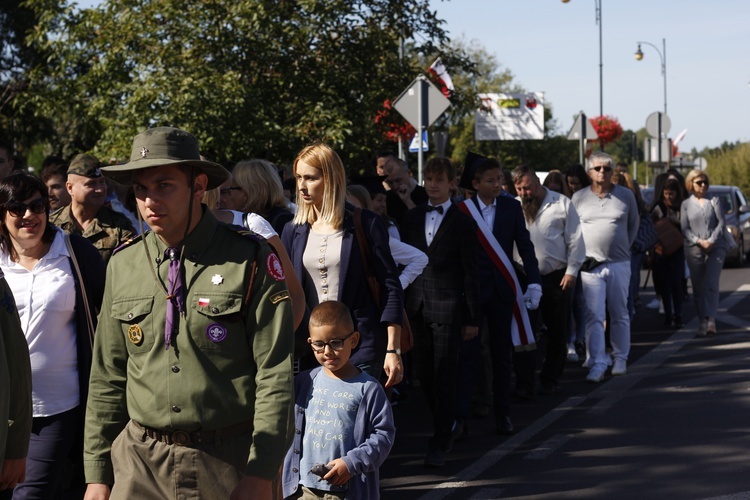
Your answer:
[232,159,288,215]
[293,143,346,228]
[346,184,372,211]
[684,169,709,194]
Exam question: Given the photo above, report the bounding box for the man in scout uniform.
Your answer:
[82,127,294,500]
[49,153,136,263]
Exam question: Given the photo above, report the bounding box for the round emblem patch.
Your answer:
[128,324,143,345]
[266,253,285,281]
[206,323,228,343]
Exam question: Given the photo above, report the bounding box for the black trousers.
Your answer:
[538,269,573,386]
[411,308,461,451]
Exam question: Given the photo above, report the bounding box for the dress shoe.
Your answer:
[423,447,445,468]
[511,387,535,401]
[707,317,717,336]
[496,415,514,435]
[672,316,683,328]
[450,418,469,442]
[538,381,558,395]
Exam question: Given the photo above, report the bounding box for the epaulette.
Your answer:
[112,232,146,256]
[227,226,265,245]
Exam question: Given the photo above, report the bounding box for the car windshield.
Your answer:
[707,190,734,215]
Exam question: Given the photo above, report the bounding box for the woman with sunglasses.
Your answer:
[0,172,105,498]
[681,170,727,335]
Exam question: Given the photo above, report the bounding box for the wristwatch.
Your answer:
[386,349,402,355]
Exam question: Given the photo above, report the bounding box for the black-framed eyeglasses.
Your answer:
[308,331,356,353]
[220,187,243,195]
[592,166,613,173]
[694,180,708,187]
[4,198,48,218]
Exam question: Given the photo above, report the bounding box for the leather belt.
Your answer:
[133,419,253,447]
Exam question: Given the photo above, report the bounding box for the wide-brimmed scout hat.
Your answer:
[67,153,103,178]
[101,127,229,189]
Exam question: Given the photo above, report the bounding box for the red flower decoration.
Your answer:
[375,99,415,143]
[589,115,623,148]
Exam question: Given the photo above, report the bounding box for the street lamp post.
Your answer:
[634,38,667,115]
[562,0,603,148]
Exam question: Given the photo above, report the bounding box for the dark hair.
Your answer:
[0,171,56,261]
[653,177,684,213]
[309,301,354,331]
[40,162,69,183]
[474,158,502,181]
[423,157,456,182]
[501,168,517,196]
[566,164,591,189]
[41,155,66,169]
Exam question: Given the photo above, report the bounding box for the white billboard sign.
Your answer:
[475,92,545,141]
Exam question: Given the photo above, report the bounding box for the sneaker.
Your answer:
[698,319,707,336]
[566,344,579,363]
[612,358,627,376]
[707,317,717,336]
[658,302,665,315]
[586,365,606,383]
[646,298,661,310]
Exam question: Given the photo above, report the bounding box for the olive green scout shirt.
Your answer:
[50,204,137,263]
[83,208,295,485]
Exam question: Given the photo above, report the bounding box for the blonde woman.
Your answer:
[681,170,727,335]
[219,159,293,235]
[281,144,404,387]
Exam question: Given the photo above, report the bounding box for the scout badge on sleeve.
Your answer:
[206,323,228,343]
[266,253,285,281]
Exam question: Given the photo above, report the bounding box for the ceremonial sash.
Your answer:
[458,200,536,351]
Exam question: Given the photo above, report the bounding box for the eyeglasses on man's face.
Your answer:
[308,331,356,353]
[591,166,612,173]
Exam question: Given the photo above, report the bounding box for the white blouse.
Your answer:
[0,228,78,417]
[303,229,344,304]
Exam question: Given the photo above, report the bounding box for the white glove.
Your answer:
[244,213,278,239]
[523,283,543,310]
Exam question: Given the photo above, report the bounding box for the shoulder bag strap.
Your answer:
[65,235,95,349]
[353,208,382,310]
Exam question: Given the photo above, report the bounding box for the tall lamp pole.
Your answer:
[562,0,604,148]
[634,38,667,115]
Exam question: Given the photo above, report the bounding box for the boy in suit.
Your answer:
[401,157,480,468]
[454,154,542,438]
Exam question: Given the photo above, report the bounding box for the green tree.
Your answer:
[21,0,472,167]
[704,141,750,192]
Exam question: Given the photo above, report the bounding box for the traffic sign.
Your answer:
[646,112,671,138]
[567,112,598,141]
[408,131,429,153]
[392,75,451,130]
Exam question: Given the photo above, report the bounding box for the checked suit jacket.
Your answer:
[401,203,481,327]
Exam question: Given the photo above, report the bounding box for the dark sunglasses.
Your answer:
[694,180,708,187]
[308,331,356,353]
[5,198,48,218]
[592,166,613,173]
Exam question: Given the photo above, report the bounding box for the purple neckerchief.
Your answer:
[164,247,185,350]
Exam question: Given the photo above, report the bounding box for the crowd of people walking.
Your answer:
[0,130,729,499]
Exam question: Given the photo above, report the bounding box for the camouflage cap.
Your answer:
[68,153,103,178]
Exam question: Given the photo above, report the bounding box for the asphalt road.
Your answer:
[379,265,750,499]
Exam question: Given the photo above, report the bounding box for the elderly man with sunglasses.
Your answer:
[571,152,639,383]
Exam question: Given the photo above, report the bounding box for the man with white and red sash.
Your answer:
[454,153,541,437]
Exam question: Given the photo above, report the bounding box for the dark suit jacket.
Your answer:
[401,203,480,327]
[387,185,429,228]
[469,196,541,304]
[281,205,403,365]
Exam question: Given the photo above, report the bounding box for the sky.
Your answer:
[428,0,750,154]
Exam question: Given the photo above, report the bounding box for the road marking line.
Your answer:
[524,433,573,460]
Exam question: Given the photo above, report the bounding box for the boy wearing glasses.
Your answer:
[283,301,395,499]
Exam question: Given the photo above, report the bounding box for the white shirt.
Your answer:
[477,197,497,230]
[303,229,344,304]
[424,200,452,246]
[516,188,586,276]
[389,238,428,290]
[0,229,79,417]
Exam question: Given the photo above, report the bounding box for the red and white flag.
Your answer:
[429,57,455,98]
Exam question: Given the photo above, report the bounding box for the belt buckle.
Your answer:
[171,430,191,446]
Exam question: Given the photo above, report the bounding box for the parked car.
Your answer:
[642,184,750,267]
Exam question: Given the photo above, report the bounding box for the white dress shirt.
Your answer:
[477,196,497,230]
[424,200,452,246]
[389,238,428,290]
[516,188,586,276]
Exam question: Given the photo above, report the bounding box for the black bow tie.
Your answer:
[426,205,444,214]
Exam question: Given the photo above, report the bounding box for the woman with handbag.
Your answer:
[681,170,727,335]
[0,172,105,499]
[651,178,686,327]
[281,143,405,387]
